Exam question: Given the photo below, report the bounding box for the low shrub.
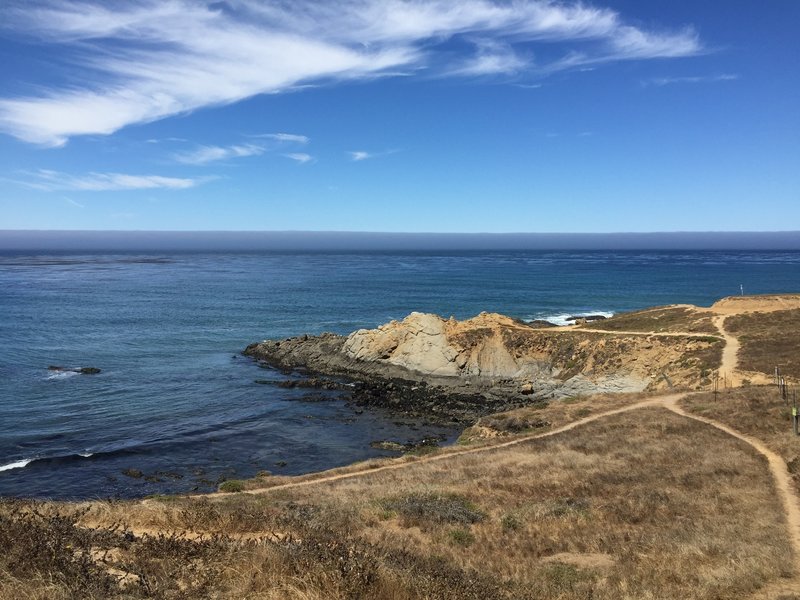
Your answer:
[218,480,245,493]
[379,492,485,527]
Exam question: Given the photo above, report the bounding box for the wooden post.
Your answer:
[713,371,719,401]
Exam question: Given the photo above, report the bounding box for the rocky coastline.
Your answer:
[244,310,720,423]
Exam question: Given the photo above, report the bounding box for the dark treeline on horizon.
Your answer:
[1,230,800,252]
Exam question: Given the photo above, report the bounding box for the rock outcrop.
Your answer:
[244,311,722,420]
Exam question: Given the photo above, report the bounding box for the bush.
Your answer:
[218,480,245,493]
[0,500,118,597]
[501,513,521,532]
[448,528,476,547]
[379,492,485,526]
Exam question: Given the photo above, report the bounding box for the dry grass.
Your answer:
[458,391,654,443]
[274,409,790,600]
[725,310,800,379]
[682,385,800,490]
[3,405,791,599]
[580,306,719,334]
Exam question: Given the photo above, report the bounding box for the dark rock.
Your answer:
[370,435,445,453]
[121,468,144,479]
[47,365,100,374]
[567,315,607,322]
[526,320,558,328]
[243,333,542,423]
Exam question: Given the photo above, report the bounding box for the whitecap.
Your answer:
[78,452,94,458]
[0,458,34,472]
[529,311,615,327]
[46,370,79,380]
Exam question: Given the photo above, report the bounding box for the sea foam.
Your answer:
[533,311,615,327]
[0,458,34,472]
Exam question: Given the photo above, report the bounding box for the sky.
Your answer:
[0,0,798,233]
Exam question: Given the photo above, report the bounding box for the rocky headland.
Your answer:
[244,310,722,421]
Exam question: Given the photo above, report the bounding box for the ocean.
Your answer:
[1,249,799,500]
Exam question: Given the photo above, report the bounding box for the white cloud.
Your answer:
[349,151,372,161]
[449,40,528,76]
[63,196,85,208]
[255,133,310,144]
[22,169,208,191]
[284,153,313,164]
[0,1,704,146]
[644,73,740,87]
[173,143,265,165]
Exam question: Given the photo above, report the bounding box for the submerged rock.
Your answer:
[47,366,101,375]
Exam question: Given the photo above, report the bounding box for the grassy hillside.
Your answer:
[1,395,792,599]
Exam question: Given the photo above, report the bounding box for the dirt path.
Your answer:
[712,314,772,386]
[129,389,800,595]
[714,314,743,386]
[554,327,723,339]
[664,396,800,597]
[205,394,677,498]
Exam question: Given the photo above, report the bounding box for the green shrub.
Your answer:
[501,513,521,532]
[448,528,476,547]
[379,492,485,526]
[218,480,245,493]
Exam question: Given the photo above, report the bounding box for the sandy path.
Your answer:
[205,395,678,498]
[126,389,800,595]
[569,328,721,338]
[664,396,800,597]
[545,325,723,338]
[714,314,743,386]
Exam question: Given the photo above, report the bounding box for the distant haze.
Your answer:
[1,231,799,252]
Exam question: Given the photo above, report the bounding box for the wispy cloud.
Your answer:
[173,143,265,165]
[0,1,703,146]
[349,149,400,161]
[146,137,187,144]
[643,73,739,87]
[448,40,528,76]
[255,133,310,144]
[21,169,209,191]
[284,153,313,164]
[63,196,84,208]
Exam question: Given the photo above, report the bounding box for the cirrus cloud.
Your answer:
[0,0,703,147]
[19,169,210,191]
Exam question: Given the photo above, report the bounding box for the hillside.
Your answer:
[3,295,800,599]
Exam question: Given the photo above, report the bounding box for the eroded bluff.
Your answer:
[245,312,721,407]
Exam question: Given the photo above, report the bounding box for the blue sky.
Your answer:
[0,0,798,233]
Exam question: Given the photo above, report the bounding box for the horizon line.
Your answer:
[2,230,800,252]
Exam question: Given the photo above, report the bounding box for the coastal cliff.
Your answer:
[244,311,722,417]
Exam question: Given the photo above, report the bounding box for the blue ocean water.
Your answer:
[1,250,799,500]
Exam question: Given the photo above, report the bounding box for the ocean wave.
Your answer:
[46,370,80,380]
[529,310,615,327]
[0,451,104,474]
[0,458,34,472]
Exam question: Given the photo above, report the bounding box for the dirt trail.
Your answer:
[664,396,800,598]
[714,314,743,385]
[712,314,772,386]
[125,388,800,596]
[555,327,722,339]
[204,395,677,499]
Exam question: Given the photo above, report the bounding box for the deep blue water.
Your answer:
[1,250,799,500]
